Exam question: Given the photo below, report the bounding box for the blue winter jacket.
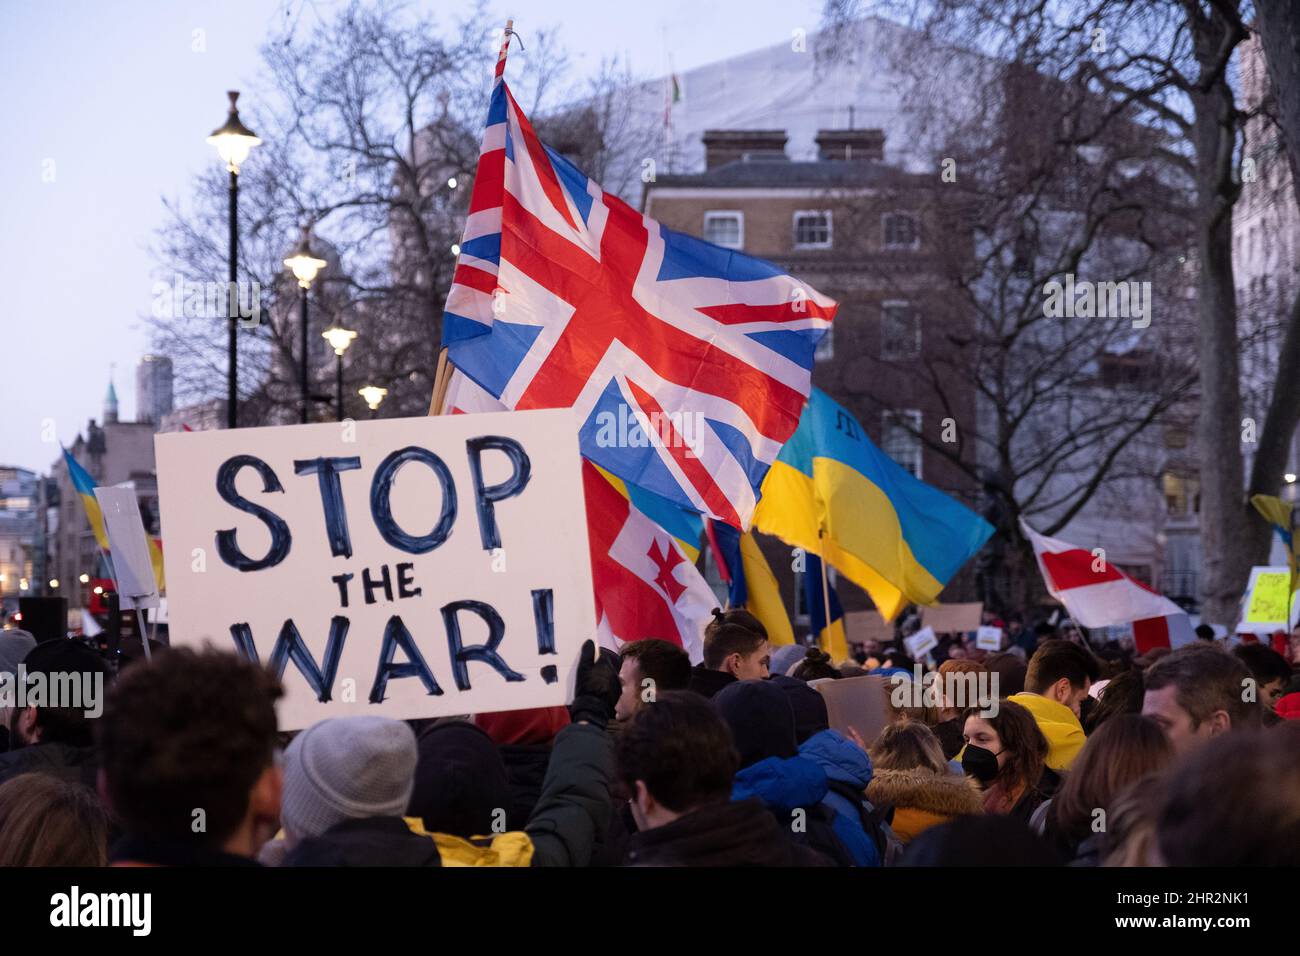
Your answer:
[798,729,881,867]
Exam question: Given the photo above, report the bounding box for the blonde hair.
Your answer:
[869,718,948,774]
[0,773,108,866]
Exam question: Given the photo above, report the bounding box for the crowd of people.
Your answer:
[0,607,1297,867]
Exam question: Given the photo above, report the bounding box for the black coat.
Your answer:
[687,665,736,700]
[0,742,97,789]
[283,817,442,867]
[625,798,832,867]
[498,742,551,828]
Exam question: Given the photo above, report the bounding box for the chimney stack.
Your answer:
[815,128,886,161]
[701,130,788,169]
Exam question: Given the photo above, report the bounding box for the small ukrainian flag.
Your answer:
[753,388,993,622]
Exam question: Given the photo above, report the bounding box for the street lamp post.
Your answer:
[322,320,357,422]
[284,227,328,424]
[358,385,388,418]
[207,91,261,430]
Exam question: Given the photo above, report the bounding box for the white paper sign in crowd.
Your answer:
[155,410,597,730]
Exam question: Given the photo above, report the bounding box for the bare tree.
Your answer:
[814,6,1200,610]
[151,0,655,424]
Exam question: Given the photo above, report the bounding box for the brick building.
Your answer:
[644,128,981,628]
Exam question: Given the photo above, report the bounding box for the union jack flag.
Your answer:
[442,30,836,530]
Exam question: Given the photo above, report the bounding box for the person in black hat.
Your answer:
[899,813,1064,866]
[0,638,113,788]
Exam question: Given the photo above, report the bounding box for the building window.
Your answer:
[815,323,834,362]
[793,210,833,249]
[882,410,923,478]
[881,301,920,360]
[704,211,744,249]
[883,213,920,249]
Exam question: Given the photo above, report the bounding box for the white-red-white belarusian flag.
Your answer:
[1020,520,1193,653]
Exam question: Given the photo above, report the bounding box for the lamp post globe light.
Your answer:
[284,227,328,424]
[358,385,388,413]
[322,320,357,422]
[207,91,261,430]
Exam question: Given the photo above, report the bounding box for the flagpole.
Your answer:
[429,19,515,418]
[818,528,832,652]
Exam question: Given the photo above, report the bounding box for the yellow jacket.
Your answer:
[405,817,535,867]
[1008,693,1086,771]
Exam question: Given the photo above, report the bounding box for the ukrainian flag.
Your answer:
[753,388,993,622]
[1251,494,1299,590]
[707,520,795,646]
[63,448,110,552]
[62,448,167,592]
[802,551,848,662]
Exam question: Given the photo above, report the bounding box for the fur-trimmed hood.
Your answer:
[866,767,984,817]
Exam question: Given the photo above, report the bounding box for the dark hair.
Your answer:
[615,691,739,813]
[702,621,766,670]
[1045,714,1172,851]
[621,639,691,692]
[0,773,109,866]
[705,607,767,642]
[19,639,114,747]
[1144,644,1259,731]
[1025,639,1101,695]
[98,647,283,846]
[791,646,839,682]
[1157,728,1300,865]
[1233,644,1292,689]
[1084,667,1145,734]
[965,699,1047,792]
[1194,624,1215,642]
[880,645,915,670]
[983,653,1027,696]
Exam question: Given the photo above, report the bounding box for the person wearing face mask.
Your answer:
[961,700,1059,821]
[1009,640,1100,771]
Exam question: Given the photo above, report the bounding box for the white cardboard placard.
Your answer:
[94,485,160,610]
[156,411,596,730]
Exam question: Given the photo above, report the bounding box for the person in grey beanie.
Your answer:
[0,629,37,752]
[769,642,809,679]
[279,716,441,867]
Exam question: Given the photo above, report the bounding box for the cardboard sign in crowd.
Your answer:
[156,411,596,730]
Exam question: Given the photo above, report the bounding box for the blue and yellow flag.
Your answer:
[62,448,166,592]
[1251,494,1299,590]
[753,388,993,622]
[707,521,795,646]
[62,448,110,552]
[802,551,847,662]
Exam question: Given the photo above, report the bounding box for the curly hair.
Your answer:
[98,647,283,847]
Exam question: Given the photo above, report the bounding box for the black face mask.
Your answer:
[962,743,1002,784]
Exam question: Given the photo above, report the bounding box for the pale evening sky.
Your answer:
[0,0,821,475]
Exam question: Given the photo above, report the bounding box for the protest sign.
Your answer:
[810,675,890,745]
[155,410,596,730]
[975,625,1003,651]
[921,602,983,634]
[93,486,160,610]
[844,609,893,645]
[1239,566,1298,634]
[904,626,938,659]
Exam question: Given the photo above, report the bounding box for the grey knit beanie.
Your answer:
[0,629,36,676]
[281,716,418,842]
